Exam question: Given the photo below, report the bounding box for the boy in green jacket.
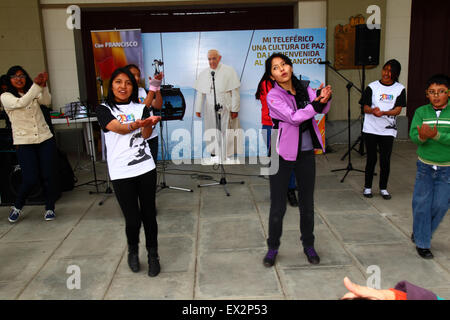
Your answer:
[409,74,450,259]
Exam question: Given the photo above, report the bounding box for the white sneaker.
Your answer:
[211,155,220,164]
[224,157,240,164]
[201,156,220,165]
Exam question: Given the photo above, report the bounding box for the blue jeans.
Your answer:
[412,160,450,249]
[263,125,296,189]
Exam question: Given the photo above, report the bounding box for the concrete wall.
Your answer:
[0,0,47,83]
[298,1,326,28]
[326,0,387,122]
[41,8,79,112]
[384,0,412,116]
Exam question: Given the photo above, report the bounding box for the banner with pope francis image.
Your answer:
[141,28,326,161]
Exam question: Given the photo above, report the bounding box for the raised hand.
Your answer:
[319,85,332,103]
[141,115,161,128]
[41,72,49,87]
[154,72,164,81]
[149,74,163,91]
[34,72,47,87]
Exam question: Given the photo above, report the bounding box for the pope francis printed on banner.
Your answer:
[195,49,243,162]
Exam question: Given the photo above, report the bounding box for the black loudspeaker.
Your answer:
[355,24,380,66]
[0,151,46,206]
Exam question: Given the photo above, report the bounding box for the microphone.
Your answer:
[318,60,330,65]
[96,76,103,84]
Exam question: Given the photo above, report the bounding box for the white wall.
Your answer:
[298,0,327,28]
[384,0,412,115]
[41,8,79,111]
[0,0,46,80]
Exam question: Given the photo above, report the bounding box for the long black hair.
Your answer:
[5,66,34,98]
[255,53,292,100]
[383,59,401,83]
[255,53,308,103]
[256,52,310,105]
[105,67,139,110]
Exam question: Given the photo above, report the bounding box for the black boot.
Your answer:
[147,247,160,277]
[127,244,140,273]
[287,189,298,207]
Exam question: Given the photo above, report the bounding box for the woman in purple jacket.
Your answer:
[261,53,332,267]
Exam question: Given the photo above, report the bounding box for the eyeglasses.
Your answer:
[426,89,448,96]
[10,75,26,79]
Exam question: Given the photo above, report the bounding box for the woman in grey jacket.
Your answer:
[260,53,332,267]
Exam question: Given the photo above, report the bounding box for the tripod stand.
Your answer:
[325,63,365,182]
[341,64,366,160]
[198,71,244,196]
[98,131,113,205]
[79,77,112,203]
[156,118,193,193]
[74,100,106,192]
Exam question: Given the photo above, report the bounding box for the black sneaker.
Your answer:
[304,247,320,265]
[416,247,433,259]
[287,189,298,207]
[263,249,278,267]
[148,256,161,277]
[127,252,140,272]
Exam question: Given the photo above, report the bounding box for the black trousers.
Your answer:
[111,170,158,249]
[15,137,57,211]
[364,133,394,190]
[268,150,316,250]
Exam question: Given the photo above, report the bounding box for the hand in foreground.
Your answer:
[417,123,437,140]
[341,277,395,300]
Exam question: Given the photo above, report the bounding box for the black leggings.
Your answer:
[268,150,316,250]
[364,133,394,190]
[111,170,158,249]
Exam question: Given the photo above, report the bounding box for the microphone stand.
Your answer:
[198,71,244,196]
[323,62,365,182]
[151,60,193,194]
[341,64,366,159]
[157,110,193,193]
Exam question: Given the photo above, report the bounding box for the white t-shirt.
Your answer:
[362,81,406,137]
[138,87,159,140]
[97,101,155,180]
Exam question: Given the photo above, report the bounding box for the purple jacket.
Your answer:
[267,82,331,161]
[395,281,438,300]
